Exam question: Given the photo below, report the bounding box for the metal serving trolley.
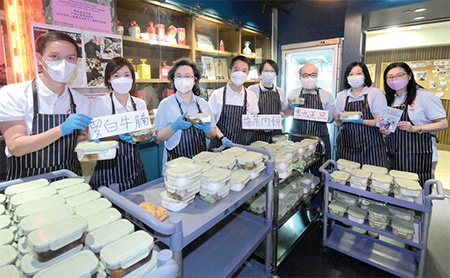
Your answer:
[319,159,445,278]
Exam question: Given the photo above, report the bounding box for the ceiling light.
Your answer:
[402,10,412,14]
[414,8,426,12]
[414,16,425,20]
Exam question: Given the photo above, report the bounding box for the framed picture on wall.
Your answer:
[201,56,216,80]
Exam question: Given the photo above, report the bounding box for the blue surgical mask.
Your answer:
[261,72,276,83]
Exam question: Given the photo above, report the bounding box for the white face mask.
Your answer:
[231,71,248,86]
[111,77,133,94]
[261,72,276,83]
[347,75,365,88]
[42,59,77,84]
[175,78,195,94]
[300,77,318,90]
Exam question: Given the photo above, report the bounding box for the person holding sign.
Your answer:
[154,58,216,168]
[285,63,335,166]
[335,62,389,167]
[247,59,286,143]
[0,32,91,180]
[89,57,150,192]
[208,56,259,149]
[379,62,447,185]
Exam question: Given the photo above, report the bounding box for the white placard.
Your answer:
[89,110,152,139]
[293,107,329,122]
[242,115,283,130]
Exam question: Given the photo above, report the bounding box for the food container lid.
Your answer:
[50,178,85,190]
[351,169,370,179]
[200,183,230,196]
[0,265,19,278]
[10,186,57,208]
[391,218,414,233]
[165,163,202,178]
[192,151,219,163]
[58,183,91,199]
[329,200,347,212]
[236,151,263,164]
[281,145,298,154]
[14,195,65,221]
[131,125,156,136]
[275,154,292,164]
[0,216,10,230]
[336,159,360,169]
[0,194,4,204]
[293,141,309,148]
[368,204,389,216]
[361,165,388,175]
[371,173,393,183]
[395,178,421,190]
[0,205,4,215]
[389,170,419,181]
[262,144,282,151]
[85,208,122,232]
[100,231,154,269]
[186,112,211,122]
[386,204,415,219]
[85,219,135,253]
[193,162,214,173]
[19,205,75,236]
[300,138,319,145]
[336,191,359,203]
[209,154,236,169]
[165,157,193,169]
[34,250,99,278]
[250,141,268,147]
[0,229,13,246]
[0,245,17,267]
[5,178,49,198]
[160,190,196,204]
[75,198,112,218]
[340,111,362,117]
[222,146,247,157]
[28,215,88,253]
[75,141,118,154]
[230,169,251,184]
[275,140,293,147]
[166,180,201,194]
[330,170,351,181]
[202,167,232,183]
[347,205,367,218]
[272,134,289,142]
[65,190,101,208]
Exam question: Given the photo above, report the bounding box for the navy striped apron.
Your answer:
[7,79,81,180]
[249,86,282,143]
[336,94,389,168]
[290,88,331,168]
[89,93,146,192]
[166,98,206,160]
[208,86,248,150]
[385,104,432,186]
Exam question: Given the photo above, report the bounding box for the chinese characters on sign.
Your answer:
[242,115,283,130]
[293,107,329,123]
[89,110,152,139]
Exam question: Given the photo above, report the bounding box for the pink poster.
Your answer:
[52,0,112,33]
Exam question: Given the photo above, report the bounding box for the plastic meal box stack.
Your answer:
[75,141,119,162]
[274,154,293,179]
[0,176,168,278]
[390,170,422,202]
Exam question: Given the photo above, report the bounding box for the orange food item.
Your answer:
[139,202,168,221]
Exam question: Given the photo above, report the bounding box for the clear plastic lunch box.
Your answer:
[330,170,350,185]
[336,159,360,173]
[122,250,158,278]
[335,190,359,206]
[349,178,368,191]
[85,208,122,232]
[18,205,75,237]
[339,111,362,120]
[192,151,219,163]
[0,215,11,230]
[74,198,112,218]
[275,154,293,170]
[250,141,269,147]
[389,170,419,181]
[351,169,370,184]
[0,229,14,246]
[262,143,282,152]
[361,164,388,175]
[164,156,193,169]
[391,217,415,240]
[9,186,57,210]
[359,197,385,209]
[368,218,388,231]
[275,140,293,147]
[201,167,232,191]
[165,180,201,201]
[347,205,367,224]
[193,161,214,173]
[300,138,318,150]
[386,204,415,222]
[65,190,101,208]
[244,162,266,179]
[85,219,135,254]
[368,204,389,222]
[279,184,292,199]
[300,174,320,190]
[395,178,422,197]
[221,146,247,157]
[229,170,251,192]
[14,195,65,222]
[34,250,99,278]
[370,184,391,196]
[293,141,309,154]
[278,165,294,179]
[50,178,85,190]
[281,145,298,159]
[209,154,237,170]
[393,188,416,202]
[272,134,289,143]
[75,141,118,162]
[249,193,266,215]
[371,173,393,190]
[199,184,231,204]
[160,190,195,212]
[328,200,348,217]
[236,151,263,170]
[0,245,17,268]
[58,183,91,199]
[130,125,156,143]
[278,202,289,219]
[5,178,49,200]
[0,264,19,278]
[185,112,211,124]
[164,163,202,188]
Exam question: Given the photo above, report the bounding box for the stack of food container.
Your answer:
[349,169,370,190]
[387,204,416,240]
[300,138,319,162]
[346,205,367,224]
[370,173,393,196]
[199,167,232,203]
[236,151,265,180]
[390,170,422,202]
[336,159,360,173]
[328,200,348,217]
[293,141,309,162]
[209,154,237,171]
[275,154,293,179]
[367,204,389,231]
[229,170,251,192]
[193,151,218,173]
[330,170,350,185]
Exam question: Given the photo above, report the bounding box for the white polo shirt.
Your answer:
[0,76,90,157]
[208,82,259,123]
[89,93,147,118]
[247,81,287,110]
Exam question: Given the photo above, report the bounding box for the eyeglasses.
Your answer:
[301,73,318,78]
[386,72,408,81]
[175,75,194,79]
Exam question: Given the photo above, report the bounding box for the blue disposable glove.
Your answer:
[194,122,212,133]
[328,113,334,123]
[90,139,100,143]
[170,111,192,132]
[221,137,232,145]
[264,129,273,132]
[60,113,92,136]
[147,134,156,143]
[289,104,299,110]
[337,110,345,120]
[342,118,364,124]
[119,133,136,144]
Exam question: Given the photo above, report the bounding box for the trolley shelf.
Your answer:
[324,225,418,278]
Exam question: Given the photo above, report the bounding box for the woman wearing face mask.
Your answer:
[0,32,91,180]
[380,62,447,185]
[154,58,216,168]
[247,59,286,143]
[335,61,389,167]
[208,55,259,149]
[89,57,151,192]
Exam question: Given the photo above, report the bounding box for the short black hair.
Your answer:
[104,57,136,91]
[342,61,372,89]
[259,59,278,75]
[230,55,251,71]
[383,62,422,107]
[35,31,80,56]
[168,58,201,96]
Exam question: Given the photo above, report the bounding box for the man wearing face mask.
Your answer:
[285,63,335,167]
[247,59,286,143]
[208,56,259,149]
[0,32,91,180]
